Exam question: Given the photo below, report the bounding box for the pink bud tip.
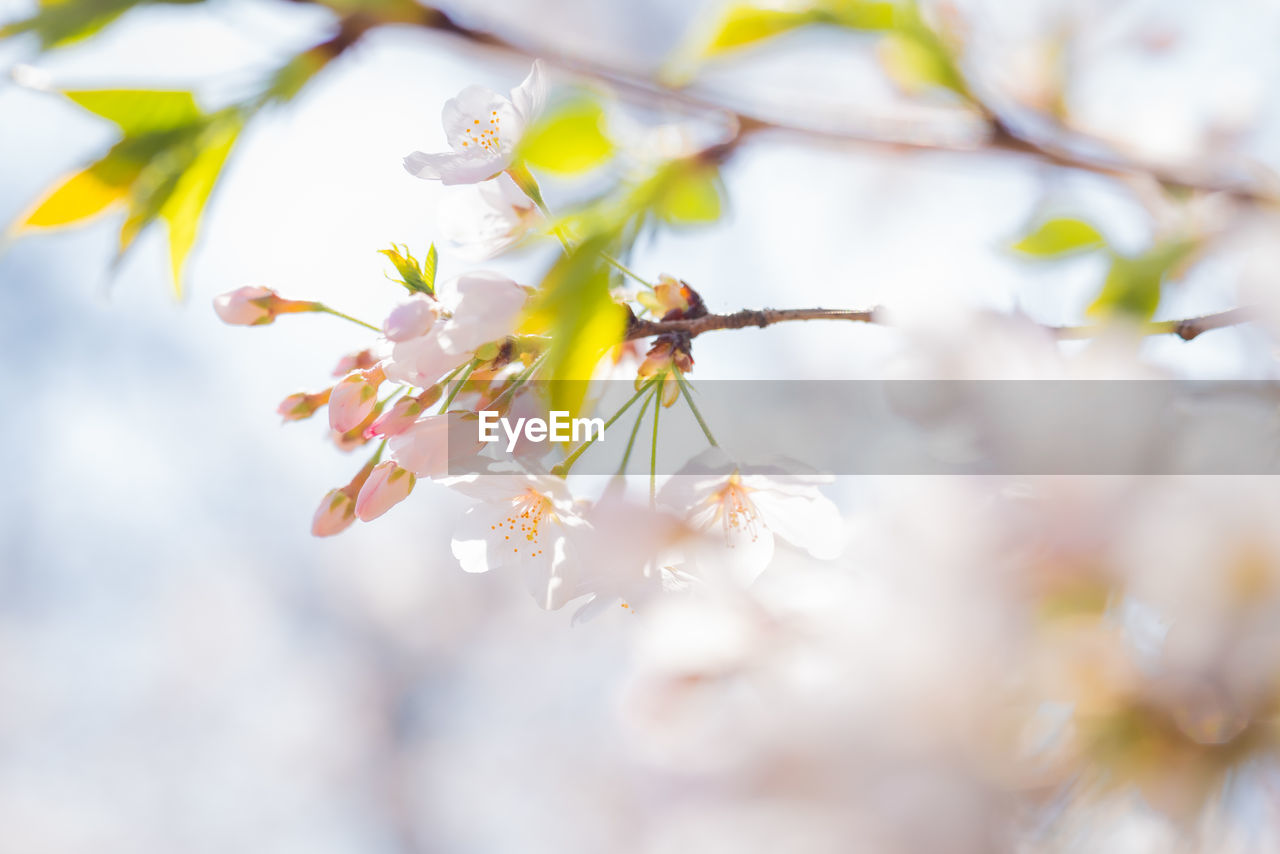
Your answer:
[367,397,423,439]
[311,489,356,536]
[213,286,276,326]
[355,461,416,522]
[329,373,380,433]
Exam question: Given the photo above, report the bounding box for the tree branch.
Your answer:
[388,6,1274,204]
[626,306,1258,342]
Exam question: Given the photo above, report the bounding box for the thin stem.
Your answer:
[650,380,662,506]
[675,370,718,447]
[602,254,655,290]
[487,352,546,412]
[507,163,574,253]
[617,386,657,477]
[554,376,660,475]
[439,357,481,413]
[317,305,381,333]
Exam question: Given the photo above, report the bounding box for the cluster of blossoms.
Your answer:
[213,60,1280,852]
[214,62,844,621]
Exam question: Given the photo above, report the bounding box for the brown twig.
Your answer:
[381,6,1275,204]
[626,305,1258,342]
[1050,306,1261,342]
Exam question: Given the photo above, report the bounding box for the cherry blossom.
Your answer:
[403,61,547,185]
[381,294,438,342]
[555,487,701,623]
[439,173,543,260]
[388,412,481,480]
[660,448,844,584]
[383,272,528,388]
[446,470,586,609]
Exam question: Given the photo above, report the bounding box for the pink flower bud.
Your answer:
[278,389,332,422]
[333,349,378,377]
[367,396,424,438]
[355,461,416,521]
[214,286,320,326]
[383,296,439,342]
[213,286,275,326]
[329,367,385,433]
[311,489,356,537]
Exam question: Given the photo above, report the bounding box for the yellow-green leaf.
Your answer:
[66,89,200,136]
[700,0,896,57]
[161,115,242,295]
[1011,218,1107,258]
[521,237,627,418]
[19,164,133,228]
[705,5,816,54]
[879,32,966,97]
[1088,241,1198,322]
[518,98,615,175]
[654,163,722,224]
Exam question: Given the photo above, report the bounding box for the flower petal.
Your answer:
[752,488,844,560]
[385,333,460,388]
[382,295,438,342]
[403,150,504,185]
[509,60,548,128]
[435,271,528,354]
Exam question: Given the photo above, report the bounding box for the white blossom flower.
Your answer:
[548,484,701,623]
[447,470,585,609]
[660,448,844,584]
[439,173,543,260]
[382,272,529,388]
[434,271,528,355]
[388,412,482,480]
[381,294,438,342]
[403,61,547,185]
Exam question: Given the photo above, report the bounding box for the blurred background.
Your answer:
[3,0,1280,850]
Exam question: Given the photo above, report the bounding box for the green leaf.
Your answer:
[19,160,137,228]
[700,0,895,56]
[422,243,438,293]
[379,244,436,295]
[650,161,723,224]
[161,115,243,295]
[520,236,627,418]
[65,89,201,136]
[1011,218,1107,258]
[878,3,970,100]
[704,5,817,54]
[1,0,202,49]
[14,90,242,297]
[1088,241,1198,322]
[518,97,615,175]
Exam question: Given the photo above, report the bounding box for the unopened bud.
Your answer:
[213,286,318,326]
[329,365,386,433]
[278,388,332,422]
[355,461,416,521]
[637,275,694,318]
[311,489,356,537]
[367,395,425,438]
[333,349,378,377]
[310,457,378,536]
